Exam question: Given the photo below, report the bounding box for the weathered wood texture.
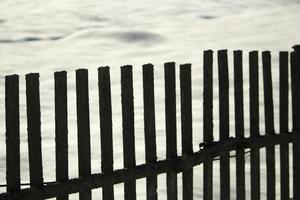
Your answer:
[5,75,20,193]
[76,69,92,200]
[26,73,44,197]
[143,64,158,200]
[98,67,114,200]
[164,62,178,200]
[291,51,300,200]
[233,50,245,200]
[218,50,230,200]
[262,51,276,200]
[121,65,136,200]
[249,51,260,200]
[203,50,213,200]
[55,71,69,200]
[279,51,289,200]
[180,64,193,200]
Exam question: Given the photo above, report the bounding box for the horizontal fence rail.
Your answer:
[2,46,300,200]
[0,133,299,200]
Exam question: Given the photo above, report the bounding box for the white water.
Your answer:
[0,0,300,199]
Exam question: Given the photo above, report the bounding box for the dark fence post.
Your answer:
[121,65,136,200]
[180,64,193,200]
[26,73,44,199]
[233,50,245,200]
[249,51,260,200]
[98,67,114,200]
[203,50,213,200]
[279,51,289,200]
[143,64,158,200]
[218,50,230,200]
[262,51,275,200]
[164,62,178,200]
[55,71,69,200]
[76,69,92,200]
[5,75,20,193]
[291,48,300,200]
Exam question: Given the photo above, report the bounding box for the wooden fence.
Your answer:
[1,46,300,200]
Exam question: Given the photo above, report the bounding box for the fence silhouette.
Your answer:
[1,46,300,200]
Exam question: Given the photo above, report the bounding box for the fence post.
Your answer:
[121,65,136,200]
[218,50,230,200]
[26,73,44,199]
[262,51,275,200]
[55,71,69,200]
[5,75,20,193]
[180,64,193,200]
[164,62,178,200]
[279,51,289,200]
[98,67,114,200]
[76,69,92,200]
[233,50,245,200]
[291,46,300,200]
[249,51,260,200]
[143,64,158,200]
[203,50,213,200]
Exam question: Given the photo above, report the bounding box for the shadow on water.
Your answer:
[199,15,217,19]
[84,15,110,23]
[111,31,164,44]
[0,36,63,44]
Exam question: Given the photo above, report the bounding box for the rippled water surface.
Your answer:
[0,0,300,199]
